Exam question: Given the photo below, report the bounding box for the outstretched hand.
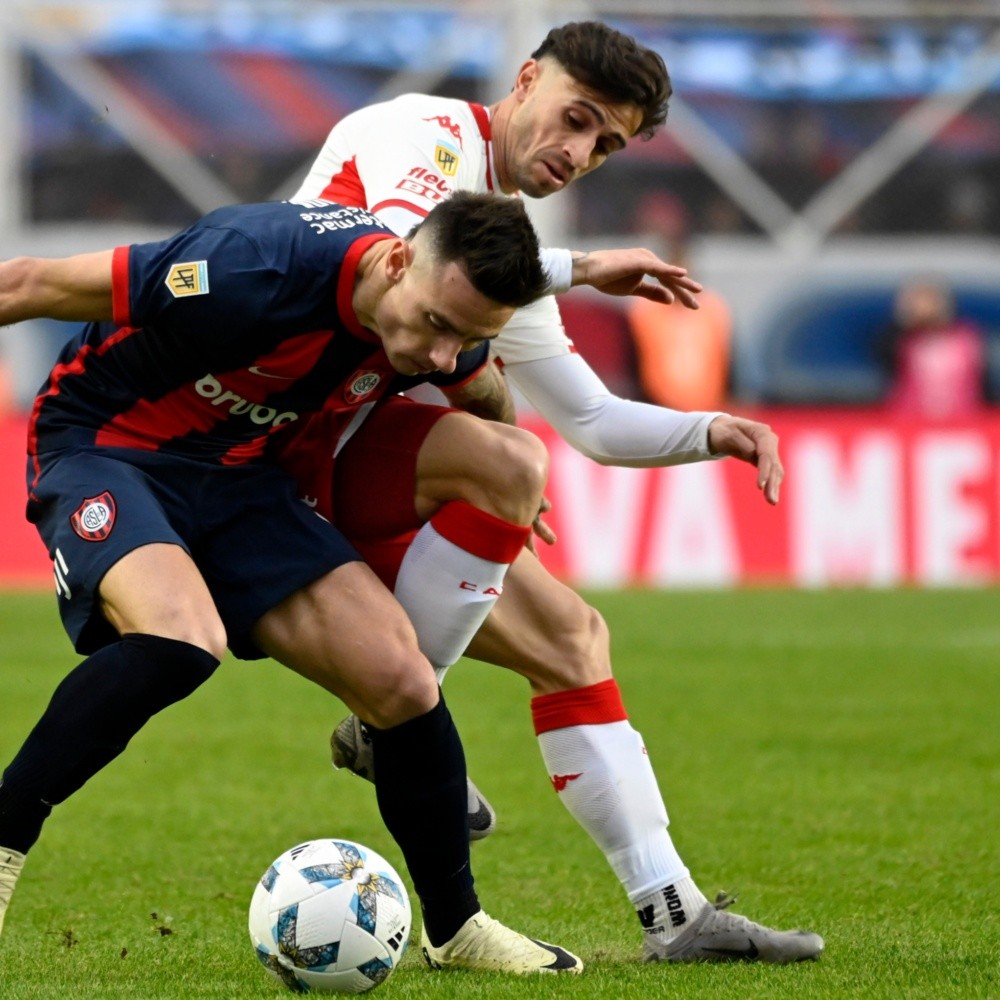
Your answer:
[707,414,784,505]
[570,249,703,309]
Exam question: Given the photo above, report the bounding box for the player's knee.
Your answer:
[167,620,228,663]
[479,424,549,524]
[355,651,440,729]
[133,609,227,662]
[503,426,549,501]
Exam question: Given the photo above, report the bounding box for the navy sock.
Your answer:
[367,695,479,946]
[0,634,219,853]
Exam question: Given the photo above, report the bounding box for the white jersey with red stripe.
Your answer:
[296,93,722,468]
[295,94,570,368]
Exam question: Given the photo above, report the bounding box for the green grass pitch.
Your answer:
[0,588,997,999]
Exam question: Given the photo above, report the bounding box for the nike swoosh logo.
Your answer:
[248,365,295,380]
[467,800,494,835]
[301,496,318,508]
[703,939,760,960]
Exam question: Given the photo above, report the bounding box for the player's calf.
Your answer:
[331,714,497,841]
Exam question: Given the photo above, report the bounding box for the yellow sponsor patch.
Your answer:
[434,141,460,177]
[165,260,209,298]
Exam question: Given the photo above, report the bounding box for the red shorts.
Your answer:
[276,395,454,588]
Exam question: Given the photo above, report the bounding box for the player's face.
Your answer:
[375,252,514,377]
[500,59,643,198]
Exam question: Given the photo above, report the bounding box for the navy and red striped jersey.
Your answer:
[28,200,488,486]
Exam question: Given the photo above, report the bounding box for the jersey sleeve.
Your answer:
[490,294,574,366]
[503,351,723,468]
[124,222,278,344]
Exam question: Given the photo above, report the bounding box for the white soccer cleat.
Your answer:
[421,911,583,974]
[646,892,824,964]
[0,847,26,941]
[331,714,497,841]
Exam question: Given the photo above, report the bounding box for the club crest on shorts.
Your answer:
[70,491,117,542]
[344,370,383,404]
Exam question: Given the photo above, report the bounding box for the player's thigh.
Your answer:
[466,550,611,693]
[253,560,439,728]
[29,449,221,655]
[196,462,365,661]
[99,543,226,657]
[414,412,549,522]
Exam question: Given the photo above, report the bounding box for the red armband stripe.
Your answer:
[111,245,131,327]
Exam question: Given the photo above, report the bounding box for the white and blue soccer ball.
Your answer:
[249,839,412,994]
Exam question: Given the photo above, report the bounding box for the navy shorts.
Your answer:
[27,447,361,659]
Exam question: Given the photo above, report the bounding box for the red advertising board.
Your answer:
[528,409,1000,588]
[4,409,1000,589]
[0,416,50,587]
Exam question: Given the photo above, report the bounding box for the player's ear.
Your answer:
[512,59,541,101]
[385,239,413,284]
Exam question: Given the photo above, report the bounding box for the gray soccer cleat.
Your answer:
[421,911,583,974]
[0,847,26,940]
[330,714,497,841]
[645,892,824,964]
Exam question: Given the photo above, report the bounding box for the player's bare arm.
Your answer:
[0,250,114,325]
[570,248,703,307]
[707,414,784,505]
[440,360,517,425]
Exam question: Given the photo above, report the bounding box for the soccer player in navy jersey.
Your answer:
[0,191,687,973]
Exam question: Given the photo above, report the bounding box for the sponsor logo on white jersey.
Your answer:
[395,166,452,204]
[422,114,464,148]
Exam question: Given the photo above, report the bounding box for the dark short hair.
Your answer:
[531,21,671,139]
[414,192,546,308]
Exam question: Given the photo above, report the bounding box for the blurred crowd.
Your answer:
[4,19,1000,420]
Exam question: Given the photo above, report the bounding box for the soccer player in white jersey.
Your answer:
[292,21,823,964]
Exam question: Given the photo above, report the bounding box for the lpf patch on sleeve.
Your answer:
[70,491,117,542]
[434,141,461,177]
[165,260,210,297]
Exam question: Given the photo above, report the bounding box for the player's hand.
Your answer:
[570,249,702,309]
[525,496,556,555]
[707,414,784,505]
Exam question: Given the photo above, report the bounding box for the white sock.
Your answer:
[632,877,709,940]
[393,500,528,671]
[532,680,708,938]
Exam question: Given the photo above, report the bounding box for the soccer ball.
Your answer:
[249,839,412,994]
